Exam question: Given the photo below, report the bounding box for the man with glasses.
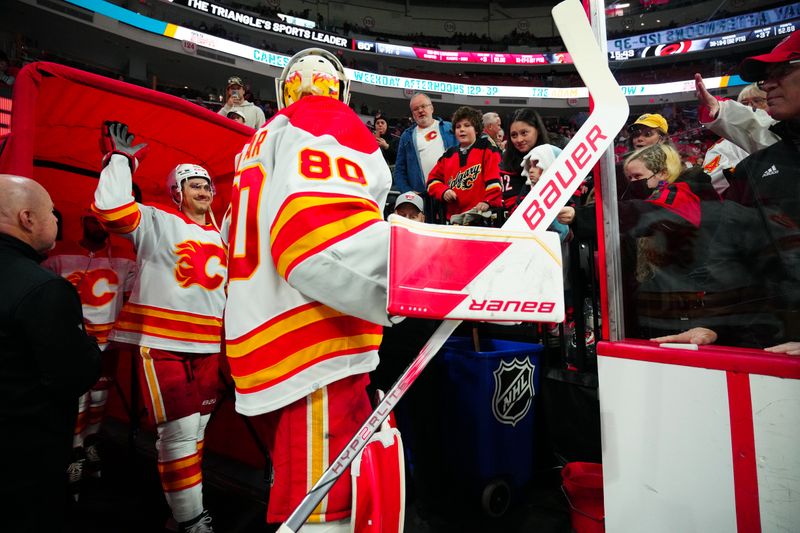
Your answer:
[394,93,456,197]
[662,31,800,355]
[701,83,774,194]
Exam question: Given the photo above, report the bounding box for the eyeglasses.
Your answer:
[411,103,431,113]
[188,182,214,193]
[740,97,767,107]
[757,59,800,90]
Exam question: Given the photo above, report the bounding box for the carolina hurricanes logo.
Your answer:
[173,241,227,290]
[425,131,439,142]
[66,269,119,306]
[643,40,693,58]
[703,155,721,173]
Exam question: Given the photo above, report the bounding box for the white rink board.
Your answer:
[599,356,737,533]
[750,375,800,533]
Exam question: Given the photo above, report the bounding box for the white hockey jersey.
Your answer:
[92,155,227,353]
[43,240,136,350]
[702,138,749,195]
[223,95,393,415]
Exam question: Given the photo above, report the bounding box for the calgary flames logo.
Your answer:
[174,241,227,290]
[66,269,119,307]
[449,164,481,190]
[703,154,721,174]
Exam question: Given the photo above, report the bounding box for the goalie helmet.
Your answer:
[276,48,350,110]
[166,163,214,207]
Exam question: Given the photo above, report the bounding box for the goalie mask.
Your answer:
[166,163,214,207]
[276,48,350,110]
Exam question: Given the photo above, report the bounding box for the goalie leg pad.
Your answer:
[351,397,405,533]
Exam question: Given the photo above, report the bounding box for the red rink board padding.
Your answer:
[0,61,253,242]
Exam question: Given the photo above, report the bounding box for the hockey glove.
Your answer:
[101,121,149,172]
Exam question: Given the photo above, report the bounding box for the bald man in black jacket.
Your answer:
[0,174,101,532]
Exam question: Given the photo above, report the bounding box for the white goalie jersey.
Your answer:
[92,155,227,354]
[223,95,393,415]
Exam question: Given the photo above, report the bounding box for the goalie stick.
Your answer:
[278,1,629,530]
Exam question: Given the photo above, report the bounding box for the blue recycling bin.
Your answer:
[440,336,543,516]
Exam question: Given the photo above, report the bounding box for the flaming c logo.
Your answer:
[703,155,721,174]
[174,241,227,290]
[66,269,119,306]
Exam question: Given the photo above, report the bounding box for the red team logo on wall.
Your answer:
[173,241,227,290]
[66,269,119,306]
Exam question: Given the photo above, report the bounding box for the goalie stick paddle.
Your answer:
[278,1,629,530]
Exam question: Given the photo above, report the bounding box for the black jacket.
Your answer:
[0,233,101,471]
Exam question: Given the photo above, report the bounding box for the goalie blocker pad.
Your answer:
[387,215,564,322]
[350,402,405,533]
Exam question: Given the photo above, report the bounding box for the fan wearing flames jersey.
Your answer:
[223,48,394,531]
[43,213,135,496]
[92,122,225,533]
[426,106,503,222]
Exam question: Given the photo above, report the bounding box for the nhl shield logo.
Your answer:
[492,358,535,426]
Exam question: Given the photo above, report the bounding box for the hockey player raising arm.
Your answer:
[92,122,226,532]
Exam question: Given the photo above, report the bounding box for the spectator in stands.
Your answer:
[481,111,502,147]
[371,191,445,528]
[701,84,769,194]
[661,30,800,354]
[496,128,507,151]
[0,51,18,87]
[426,106,502,223]
[217,76,266,129]
[500,108,550,213]
[394,93,456,195]
[226,109,246,124]
[521,144,570,242]
[695,74,778,157]
[373,115,397,165]
[0,175,100,532]
[628,113,671,150]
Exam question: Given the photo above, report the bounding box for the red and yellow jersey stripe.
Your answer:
[226,302,382,394]
[157,452,202,493]
[269,192,382,280]
[84,321,115,346]
[91,200,142,234]
[114,302,222,345]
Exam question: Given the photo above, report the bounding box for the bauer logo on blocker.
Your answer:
[492,358,535,426]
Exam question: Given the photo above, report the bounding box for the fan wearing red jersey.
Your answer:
[426,106,503,223]
[223,48,398,532]
[92,123,225,533]
[43,213,135,498]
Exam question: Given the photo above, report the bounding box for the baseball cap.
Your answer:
[394,192,424,212]
[738,31,800,81]
[629,113,668,134]
[227,76,244,87]
[227,109,246,120]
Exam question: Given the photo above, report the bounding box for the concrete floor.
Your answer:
[66,419,574,533]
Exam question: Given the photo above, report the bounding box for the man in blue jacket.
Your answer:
[394,93,457,194]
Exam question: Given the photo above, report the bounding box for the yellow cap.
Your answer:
[631,113,668,134]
